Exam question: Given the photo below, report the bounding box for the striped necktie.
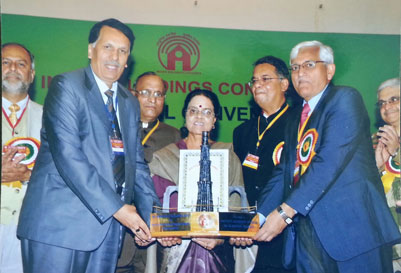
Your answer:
[104,90,125,194]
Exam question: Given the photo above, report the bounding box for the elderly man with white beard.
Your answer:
[1,43,43,273]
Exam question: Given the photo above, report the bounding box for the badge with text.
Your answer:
[243,153,259,170]
[272,141,284,166]
[3,137,41,169]
[297,129,318,175]
[111,138,124,155]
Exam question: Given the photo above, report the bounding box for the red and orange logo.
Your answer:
[157,33,200,72]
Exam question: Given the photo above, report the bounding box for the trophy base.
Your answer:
[150,211,259,238]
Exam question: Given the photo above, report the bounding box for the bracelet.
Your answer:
[276,206,293,225]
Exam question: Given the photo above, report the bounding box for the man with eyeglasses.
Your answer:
[117,71,180,273]
[372,78,401,272]
[133,72,181,164]
[233,56,296,273]
[240,40,400,273]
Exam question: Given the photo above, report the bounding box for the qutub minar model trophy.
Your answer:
[150,131,259,237]
[196,131,214,212]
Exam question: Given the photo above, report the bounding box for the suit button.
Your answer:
[255,186,260,190]
[305,207,309,211]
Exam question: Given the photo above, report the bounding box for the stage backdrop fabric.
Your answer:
[2,14,400,142]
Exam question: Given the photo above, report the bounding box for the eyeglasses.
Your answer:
[186,107,214,118]
[248,77,282,87]
[136,89,165,98]
[377,96,400,108]
[289,61,326,72]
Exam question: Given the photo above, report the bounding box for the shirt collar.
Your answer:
[142,119,158,129]
[90,66,118,104]
[303,84,329,115]
[262,102,287,120]
[2,95,29,118]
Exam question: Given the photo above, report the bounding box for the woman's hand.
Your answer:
[375,141,390,169]
[377,125,400,157]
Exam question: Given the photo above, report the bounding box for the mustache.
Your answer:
[105,61,121,68]
[384,109,398,115]
[3,71,23,80]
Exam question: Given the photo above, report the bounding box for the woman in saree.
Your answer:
[148,89,249,273]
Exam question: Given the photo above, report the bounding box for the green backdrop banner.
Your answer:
[2,14,400,141]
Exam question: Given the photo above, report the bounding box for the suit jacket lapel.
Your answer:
[305,84,334,130]
[117,85,136,202]
[84,66,110,132]
[287,106,303,180]
[117,84,130,142]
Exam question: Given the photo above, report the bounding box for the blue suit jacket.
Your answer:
[17,66,160,251]
[258,84,400,261]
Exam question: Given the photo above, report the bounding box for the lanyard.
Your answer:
[142,119,160,145]
[2,99,29,136]
[256,104,289,148]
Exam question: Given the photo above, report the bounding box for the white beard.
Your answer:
[2,75,30,95]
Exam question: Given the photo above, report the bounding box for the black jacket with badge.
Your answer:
[233,103,290,206]
[233,102,293,272]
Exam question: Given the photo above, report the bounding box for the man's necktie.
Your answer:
[299,103,310,129]
[294,103,311,185]
[9,104,20,126]
[104,90,125,194]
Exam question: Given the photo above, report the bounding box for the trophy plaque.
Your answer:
[150,132,259,237]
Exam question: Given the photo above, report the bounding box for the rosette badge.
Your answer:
[297,129,318,175]
[3,137,40,169]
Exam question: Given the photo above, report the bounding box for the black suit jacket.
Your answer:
[233,103,290,206]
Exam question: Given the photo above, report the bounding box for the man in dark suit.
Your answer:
[17,18,160,273]
[251,40,401,272]
[233,56,295,273]
[117,72,180,273]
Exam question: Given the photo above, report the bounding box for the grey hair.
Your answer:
[377,78,400,96]
[2,43,35,70]
[290,40,334,64]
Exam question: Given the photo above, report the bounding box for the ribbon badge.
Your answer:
[3,137,41,169]
[385,155,400,176]
[297,129,318,175]
[2,137,40,189]
[381,155,400,193]
[272,141,284,166]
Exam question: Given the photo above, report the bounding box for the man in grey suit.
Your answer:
[17,18,160,273]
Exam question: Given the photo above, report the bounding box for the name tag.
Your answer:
[242,153,259,170]
[111,138,124,155]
